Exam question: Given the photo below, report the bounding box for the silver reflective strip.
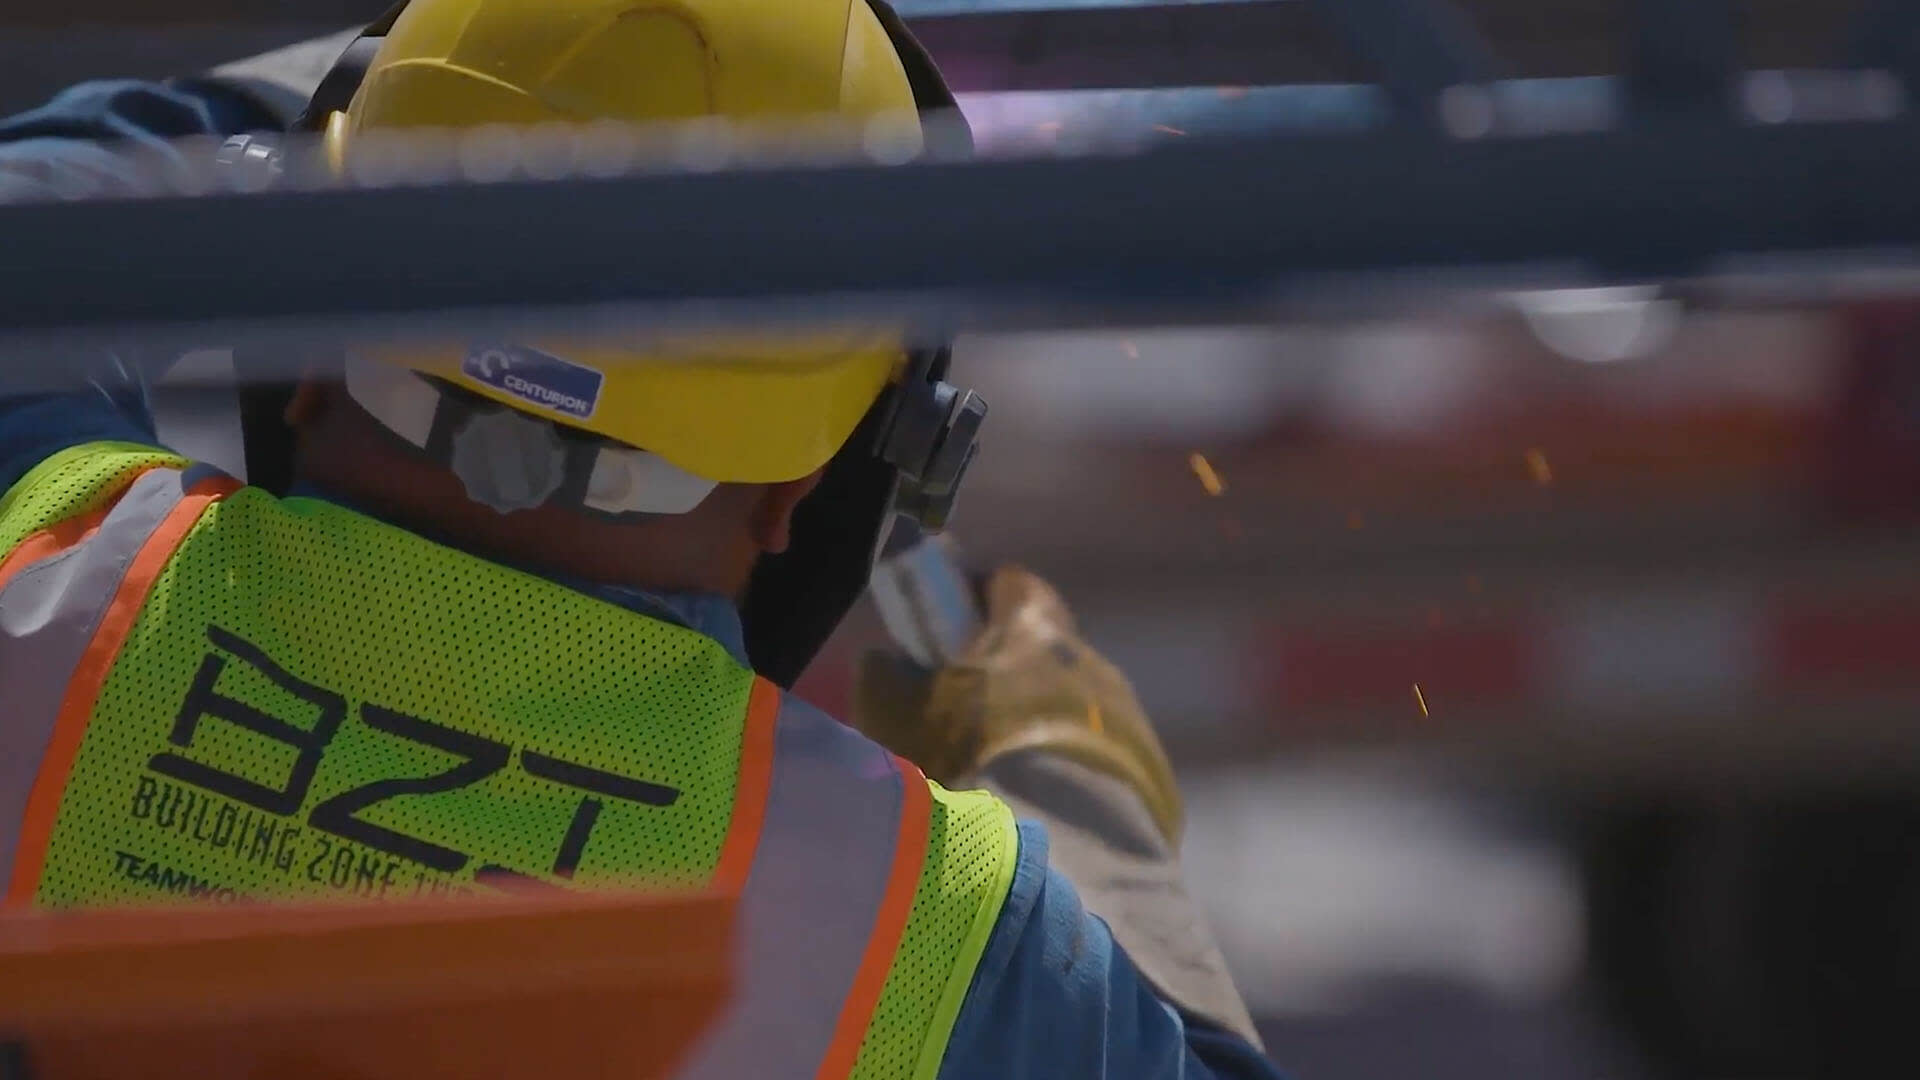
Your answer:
[679,695,907,1080]
[0,468,189,886]
[343,353,439,449]
[342,353,720,516]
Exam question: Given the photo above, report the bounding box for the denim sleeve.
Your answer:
[0,78,269,201]
[0,378,162,498]
[0,79,262,493]
[938,822,1285,1080]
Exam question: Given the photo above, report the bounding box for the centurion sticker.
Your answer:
[462,344,605,422]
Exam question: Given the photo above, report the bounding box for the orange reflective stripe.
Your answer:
[813,755,932,1080]
[711,676,779,893]
[4,476,238,906]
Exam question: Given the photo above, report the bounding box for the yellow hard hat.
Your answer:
[278,0,982,685]
[329,0,924,484]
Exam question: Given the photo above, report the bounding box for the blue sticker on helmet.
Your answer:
[462,344,604,421]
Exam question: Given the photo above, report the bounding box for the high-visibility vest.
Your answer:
[0,442,1019,1080]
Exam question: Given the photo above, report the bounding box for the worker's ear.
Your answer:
[282,378,330,429]
[747,469,826,555]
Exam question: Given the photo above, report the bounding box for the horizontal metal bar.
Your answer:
[905,0,1360,91]
[1850,0,1920,85]
[1626,0,1736,119]
[909,0,1858,88]
[1308,0,1497,123]
[2,116,1919,371]
[964,73,1636,149]
[961,86,1389,150]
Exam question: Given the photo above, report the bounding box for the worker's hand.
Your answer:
[853,566,1184,845]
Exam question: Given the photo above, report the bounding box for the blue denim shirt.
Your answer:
[0,78,1281,1080]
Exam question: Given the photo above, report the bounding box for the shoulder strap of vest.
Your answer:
[0,442,191,564]
[1,454,239,904]
[848,781,1017,1080]
[680,690,924,1080]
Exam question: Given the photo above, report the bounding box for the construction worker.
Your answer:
[0,1,1278,1077]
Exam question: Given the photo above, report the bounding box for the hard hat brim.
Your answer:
[380,341,902,484]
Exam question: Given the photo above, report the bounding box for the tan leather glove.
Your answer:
[853,566,1184,845]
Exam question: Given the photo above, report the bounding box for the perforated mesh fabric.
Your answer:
[15,445,1020,1080]
[851,783,1019,1080]
[37,475,755,906]
[0,442,185,557]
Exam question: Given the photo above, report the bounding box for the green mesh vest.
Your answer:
[0,442,1019,1080]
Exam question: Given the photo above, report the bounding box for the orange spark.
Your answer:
[1189,452,1226,496]
[1413,684,1430,718]
[1524,448,1554,487]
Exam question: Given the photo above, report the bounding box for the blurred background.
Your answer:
[803,300,1920,1080]
[19,1,1920,1078]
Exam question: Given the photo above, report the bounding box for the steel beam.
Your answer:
[3,116,1920,375]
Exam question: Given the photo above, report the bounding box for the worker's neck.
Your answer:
[294,449,759,601]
